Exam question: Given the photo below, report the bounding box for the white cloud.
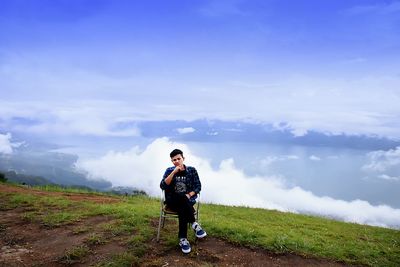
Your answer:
[260,155,299,166]
[362,147,400,172]
[377,174,400,182]
[0,101,140,137]
[177,127,195,134]
[3,51,400,140]
[2,70,400,139]
[0,133,23,154]
[309,155,321,161]
[0,133,13,154]
[77,138,400,228]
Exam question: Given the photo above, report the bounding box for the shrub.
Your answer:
[0,172,7,183]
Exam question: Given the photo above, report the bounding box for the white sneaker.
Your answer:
[192,222,207,238]
[179,238,191,254]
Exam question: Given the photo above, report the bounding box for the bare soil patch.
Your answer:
[0,209,126,266]
[146,220,350,267]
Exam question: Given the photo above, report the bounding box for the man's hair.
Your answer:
[170,149,183,158]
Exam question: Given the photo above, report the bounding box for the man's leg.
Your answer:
[176,195,195,238]
[166,194,196,254]
[166,194,195,238]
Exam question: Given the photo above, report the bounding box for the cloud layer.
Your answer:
[76,138,400,228]
[1,1,400,140]
[0,132,23,154]
[363,147,400,172]
[0,133,13,154]
[362,146,400,184]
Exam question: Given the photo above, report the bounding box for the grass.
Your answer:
[101,220,132,236]
[72,225,91,235]
[201,204,400,266]
[1,183,399,266]
[95,252,140,267]
[42,211,83,227]
[85,233,107,246]
[34,184,102,194]
[59,245,90,264]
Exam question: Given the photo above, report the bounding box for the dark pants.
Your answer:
[165,193,195,238]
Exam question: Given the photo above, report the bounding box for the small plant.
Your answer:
[95,252,139,267]
[22,211,38,223]
[85,233,106,246]
[40,196,72,208]
[42,211,80,227]
[72,225,90,235]
[101,220,132,236]
[10,194,37,207]
[127,235,148,258]
[59,245,90,264]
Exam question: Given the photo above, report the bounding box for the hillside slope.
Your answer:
[1,183,399,266]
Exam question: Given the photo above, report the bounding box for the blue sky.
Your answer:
[1,0,400,138]
[1,1,400,227]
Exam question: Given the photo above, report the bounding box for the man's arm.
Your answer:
[160,166,184,190]
[164,167,179,185]
[160,168,172,190]
[186,167,201,198]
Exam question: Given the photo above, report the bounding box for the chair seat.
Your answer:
[163,205,197,215]
[163,205,178,214]
[157,191,200,242]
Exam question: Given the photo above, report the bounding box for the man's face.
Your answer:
[171,154,184,167]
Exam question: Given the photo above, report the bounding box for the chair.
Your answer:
[156,191,200,242]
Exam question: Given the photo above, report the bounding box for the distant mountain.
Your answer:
[0,149,112,190]
[4,118,400,151]
[138,119,400,150]
[108,186,147,196]
[1,170,53,186]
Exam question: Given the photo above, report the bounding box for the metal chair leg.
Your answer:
[156,211,163,242]
[161,215,166,228]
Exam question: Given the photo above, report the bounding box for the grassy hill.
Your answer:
[0,182,399,266]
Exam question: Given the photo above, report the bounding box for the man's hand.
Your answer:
[185,191,195,199]
[173,165,184,173]
[165,165,184,186]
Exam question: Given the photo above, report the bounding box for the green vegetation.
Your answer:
[59,245,90,264]
[95,252,140,267]
[72,225,91,235]
[42,211,83,227]
[0,172,7,182]
[101,220,133,236]
[85,233,106,246]
[202,204,400,266]
[35,184,100,194]
[1,183,399,266]
[2,170,50,186]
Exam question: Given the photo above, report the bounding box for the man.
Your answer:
[160,149,207,254]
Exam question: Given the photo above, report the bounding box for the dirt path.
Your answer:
[0,184,353,266]
[145,235,349,267]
